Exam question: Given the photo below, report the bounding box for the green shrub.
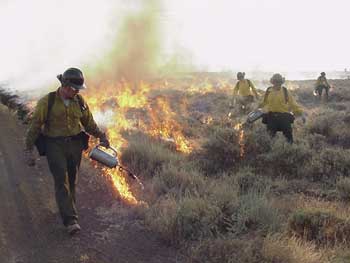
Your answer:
[307,110,340,137]
[196,126,241,175]
[189,237,264,263]
[226,192,283,235]
[307,147,350,181]
[151,164,206,198]
[120,133,183,178]
[145,196,222,244]
[175,197,222,241]
[243,124,273,165]
[257,137,312,179]
[205,175,239,233]
[307,109,350,147]
[235,168,271,195]
[336,177,350,201]
[263,234,328,263]
[288,210,350,246]
[145,197,179,244]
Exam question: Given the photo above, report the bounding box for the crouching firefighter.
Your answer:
[260,73,305,143]
[24,67,110,235]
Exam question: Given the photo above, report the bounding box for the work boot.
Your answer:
[67,223,81,235]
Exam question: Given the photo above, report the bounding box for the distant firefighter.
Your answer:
[260,73,306,143]
[232,72,259,113]
[314,72,331,101]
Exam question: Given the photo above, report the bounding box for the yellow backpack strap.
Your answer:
[247,79,252,87]
[45,91,56,128]
[263,87,272,103]
[282,86,289,103]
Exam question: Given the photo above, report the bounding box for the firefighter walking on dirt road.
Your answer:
[260,73,306,143]
[232,72,259,113]
[24,67,110,235]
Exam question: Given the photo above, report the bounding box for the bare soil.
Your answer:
[0,104,185,263]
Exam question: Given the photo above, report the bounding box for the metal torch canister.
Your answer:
[88,144,119,168]
[246,108,264,123]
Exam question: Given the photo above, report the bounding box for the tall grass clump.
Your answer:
[336,177,350,201]
[145,196,221,244]
[121,133,184,178]
[151,163,206,198]
[288,210,350,246]
[262,234,329,263]
[189,237,264,263]
[226,191,283,235]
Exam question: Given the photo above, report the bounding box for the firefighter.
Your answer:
[24,67,110,235]
[232,72,259,113]
[314,72,331,101]
[260,73,305,143]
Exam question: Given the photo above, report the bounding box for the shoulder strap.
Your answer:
[247,79,251,87]
[46,92,56,125]
[282,86,289,103]
[263,87,272,103]
[264,87,289,104]
[76,94,87,112]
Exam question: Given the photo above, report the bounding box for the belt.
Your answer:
[46,133,81,142]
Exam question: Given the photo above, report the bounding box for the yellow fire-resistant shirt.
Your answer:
[25,90,103,150]
[315,76,330,87]
[259,86,303,116]
[233,79,258,97]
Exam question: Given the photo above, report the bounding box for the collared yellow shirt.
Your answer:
[25,90,103,150]
[233,79,258,97]
[260,87,303,116]
[316,76,330,87]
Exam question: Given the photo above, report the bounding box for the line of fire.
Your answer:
[0,78,248,205]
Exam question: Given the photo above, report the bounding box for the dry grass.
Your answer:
[263,234,329,263]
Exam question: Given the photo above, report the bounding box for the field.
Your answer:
[1,76,350,262]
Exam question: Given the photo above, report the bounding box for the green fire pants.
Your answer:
[264,112,294,143]
[45,136,83,226]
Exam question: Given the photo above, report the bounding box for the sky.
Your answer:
[0,0,349,90]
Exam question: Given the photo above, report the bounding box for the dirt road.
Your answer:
[0,104,184,263]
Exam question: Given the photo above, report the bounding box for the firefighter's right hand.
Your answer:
[24,149,36,167]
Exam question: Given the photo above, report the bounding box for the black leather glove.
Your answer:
[99,133,110,148]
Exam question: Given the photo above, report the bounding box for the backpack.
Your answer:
[238,79,252,89]
[263,86,289,104]
[34,92,89,156]
[261,87,294,125]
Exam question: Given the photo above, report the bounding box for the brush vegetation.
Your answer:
[118,78,350,262]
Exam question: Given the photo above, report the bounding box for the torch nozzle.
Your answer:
[118,166,145,190]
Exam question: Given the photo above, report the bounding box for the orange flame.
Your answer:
[82,79,192,203]
[234,123,245,158]
[103,168,139,205]
[145,96,192,153]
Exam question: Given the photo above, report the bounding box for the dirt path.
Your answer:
[0,104,185,263]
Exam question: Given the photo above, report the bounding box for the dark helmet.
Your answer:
[320,72,326,76]
[270,73,285,85]
[57,67,86,90]
[237,72,245,80]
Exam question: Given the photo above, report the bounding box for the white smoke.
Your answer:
[0,0,120,92]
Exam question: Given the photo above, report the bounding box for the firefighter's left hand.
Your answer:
[99,133,110,148]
